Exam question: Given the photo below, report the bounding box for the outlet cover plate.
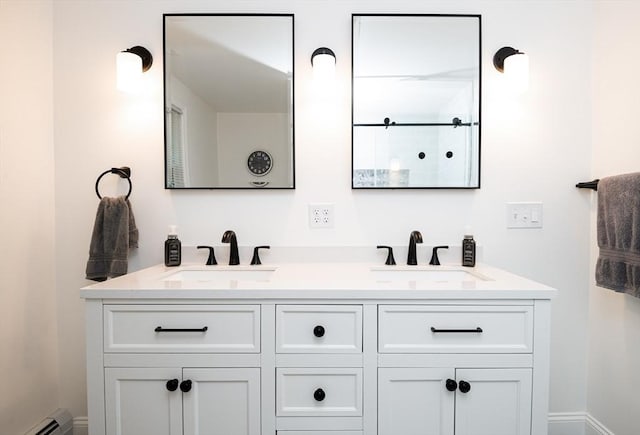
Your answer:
[506,202,543,229]
[309,203,334,229]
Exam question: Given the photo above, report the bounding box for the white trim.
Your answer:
[585,413,614,435]
[548,412,614,435]
[76,412,613,435]
[73,416,88,435]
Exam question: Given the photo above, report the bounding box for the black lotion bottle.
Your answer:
[462,231,476,267]
[165,225,182,267]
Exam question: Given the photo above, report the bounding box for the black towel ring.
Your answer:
[95,167,132,199]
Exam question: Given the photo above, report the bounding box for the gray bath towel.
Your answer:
[85,196,138,282]
[595,172,640,298]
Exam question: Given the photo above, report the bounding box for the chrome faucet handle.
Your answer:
[250,246,270,265]
[377,245,396,265]
[196,245,217,265]
[429,245,449,266]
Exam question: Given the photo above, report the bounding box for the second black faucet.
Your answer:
[221,230,240,265]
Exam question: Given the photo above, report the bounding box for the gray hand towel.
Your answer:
[595,172,640,298]
[85,196,139,282]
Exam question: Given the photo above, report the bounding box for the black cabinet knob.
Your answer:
[313,388,326,402]
[445,379,458,392]
[458,380,471,393]
[180,379,192,393]
[313,325,325,338]
[166,379,179,391]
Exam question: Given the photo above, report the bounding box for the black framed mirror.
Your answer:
[352,14,481,189]
[164,14,295,189]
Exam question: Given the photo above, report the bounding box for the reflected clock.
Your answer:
[247,150,273,176]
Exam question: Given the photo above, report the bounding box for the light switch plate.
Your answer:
[506,202,543,229]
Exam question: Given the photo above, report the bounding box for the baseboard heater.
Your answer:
[25,409,72,435]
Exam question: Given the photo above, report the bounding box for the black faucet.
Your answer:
[196,245,217,265]
[221,230,240,265]
[407,230,423,265]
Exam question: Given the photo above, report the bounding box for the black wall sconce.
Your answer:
[311,47,336,79]
[117,46,153,92]
[493,46,529,93]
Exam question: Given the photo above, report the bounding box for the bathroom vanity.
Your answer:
[81,259,555,435]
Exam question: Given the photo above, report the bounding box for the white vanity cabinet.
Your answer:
[89,304,261,435]
[82,263,554,435]
[378,304,537,435]
[104,367,260,435]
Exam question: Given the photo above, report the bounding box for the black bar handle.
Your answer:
[155,326,208,333]
[576,179,599,190]
[430,327,483,333]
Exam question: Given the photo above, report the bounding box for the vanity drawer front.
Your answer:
[276,368,363,417]
[276,305,362,353]
[104,305,260,353]
[379,305,533,353]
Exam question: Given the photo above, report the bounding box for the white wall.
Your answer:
[587,2,640,434]
[0,1,59,433]
[50,0,593,420]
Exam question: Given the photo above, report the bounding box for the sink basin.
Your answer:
[370,267,487,282]
[163,267,276,282]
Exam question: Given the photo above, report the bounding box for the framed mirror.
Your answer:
[352,14,481,189]
[164,14,295,189]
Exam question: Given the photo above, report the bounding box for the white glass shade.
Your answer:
[116,51,143,92]
[312,53,336,80]
[503,53,529,94]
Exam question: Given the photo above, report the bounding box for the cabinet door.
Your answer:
[455,368,532,435]
[378,368,455,435]
[183,368,260,435]
[104,368,182,435]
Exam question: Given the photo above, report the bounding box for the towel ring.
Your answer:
[95,167,132,199]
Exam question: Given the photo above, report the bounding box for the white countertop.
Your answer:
[80,260,557,301]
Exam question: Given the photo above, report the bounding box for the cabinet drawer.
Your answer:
[276,368,363,417]
[379,305,533,353]
[276,305,362,353]
[104,305,260,353]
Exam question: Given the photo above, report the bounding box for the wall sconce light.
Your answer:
[493,46,529,94]
[311,47,336,80]
[116,46,153,92]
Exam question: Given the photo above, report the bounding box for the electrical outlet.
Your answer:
[309,203,334,228]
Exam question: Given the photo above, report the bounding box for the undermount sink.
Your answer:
[163,267,277,282]
[370,267,488,282]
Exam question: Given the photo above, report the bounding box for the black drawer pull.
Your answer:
[313,325,325,338]
[166,379,179,391]
[155,326,209,333]
[313,388,326,402]
[430,327,483,333]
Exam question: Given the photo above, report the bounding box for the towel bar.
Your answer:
[576,179,599,191]
[95,167,132,199]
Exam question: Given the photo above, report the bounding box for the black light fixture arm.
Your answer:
[124,46,153,72]
[310,47,336,66]
[493,46,524,72]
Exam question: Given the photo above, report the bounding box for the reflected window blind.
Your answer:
[167,106,185,187]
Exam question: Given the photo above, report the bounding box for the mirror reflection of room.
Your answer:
[352,15,481,189]
[164,14,295,189]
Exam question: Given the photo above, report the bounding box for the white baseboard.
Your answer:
[548,412,613,435]
[74,413,612,435]
[585,413,614,435]
[73,417,88,435]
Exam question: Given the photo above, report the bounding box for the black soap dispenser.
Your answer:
[461,227,476,267]
[164,225,182,267]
